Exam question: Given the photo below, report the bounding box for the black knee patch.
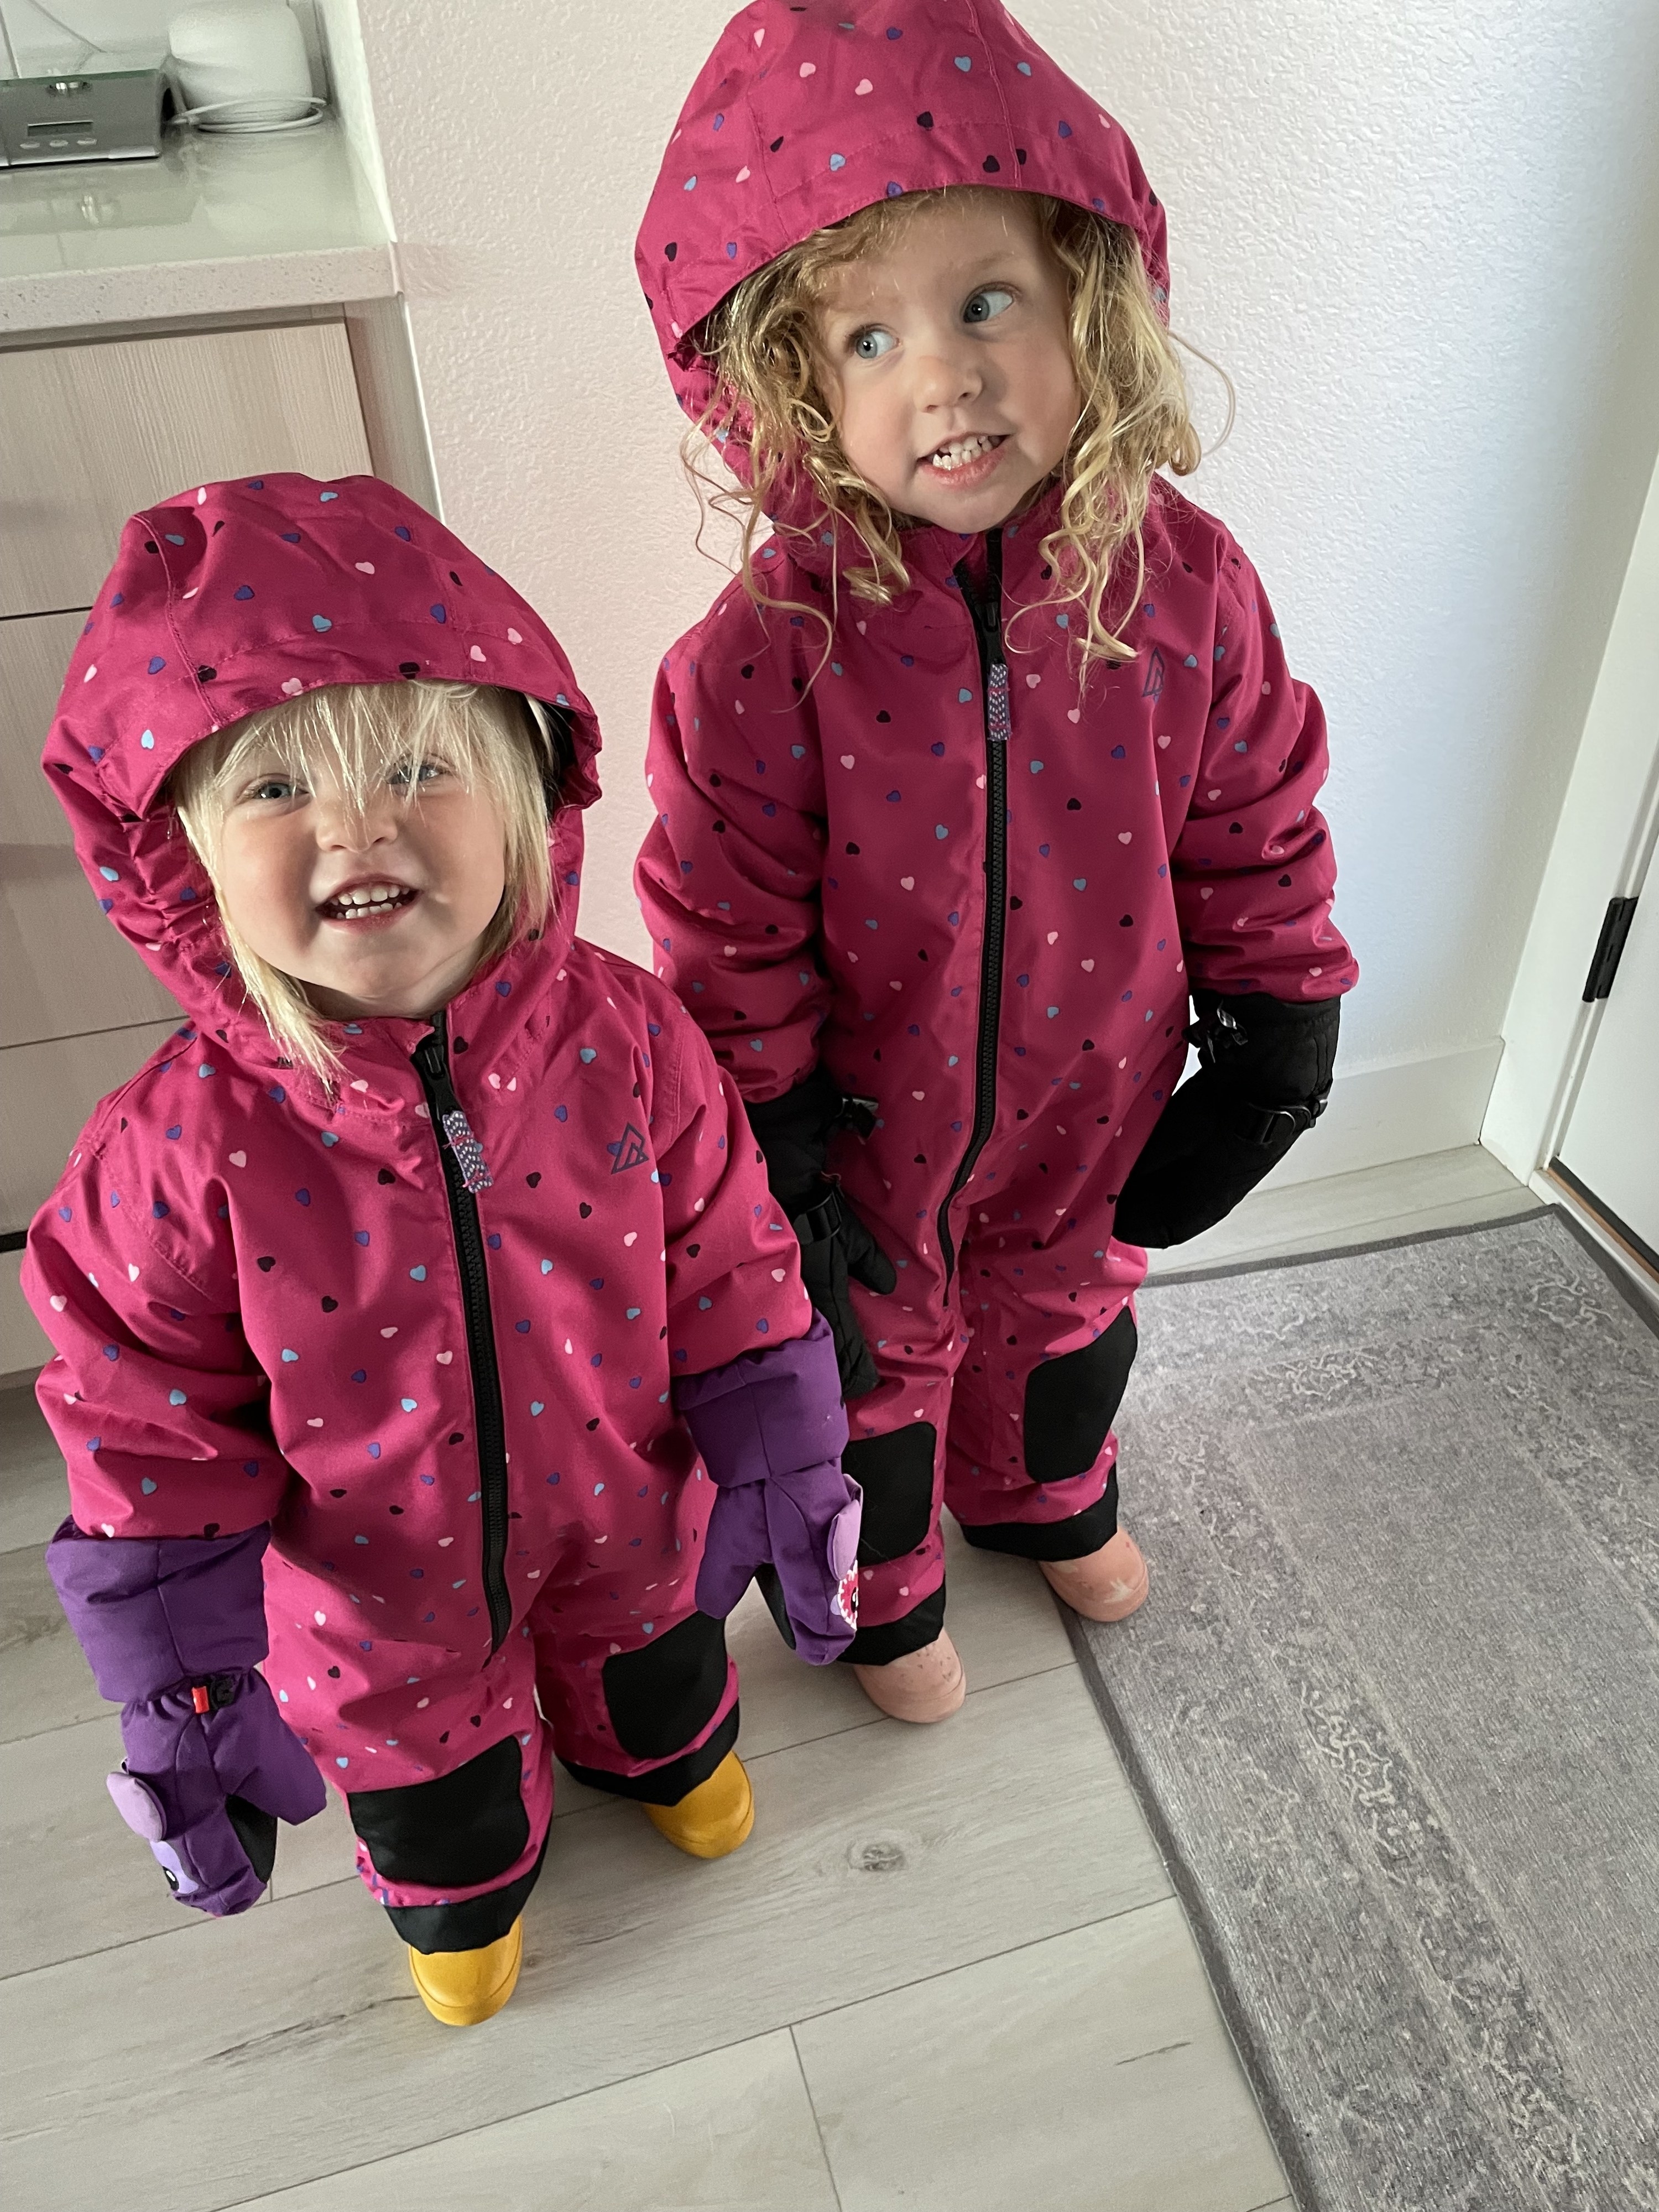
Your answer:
[603,1610,728,1762]
[843,1423,937,1564]
[348,1733,529,1891]
[1022,1307,1137,1483]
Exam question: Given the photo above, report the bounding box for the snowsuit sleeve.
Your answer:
[1170,542,1358,1004]
[653,1003,815,1376]
[636,611,832,1103]
[22,1133,286,1542]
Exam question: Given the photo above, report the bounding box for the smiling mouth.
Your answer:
[317,883,419,922]
[923,432,1007,472]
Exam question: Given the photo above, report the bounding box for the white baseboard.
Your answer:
[1258,1037,1505,1192]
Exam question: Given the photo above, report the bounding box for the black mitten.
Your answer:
[789,1183,898,1398]
[747,1071,895,1399]
[1112,992,1341,1248]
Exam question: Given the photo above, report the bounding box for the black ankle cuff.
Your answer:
[559,1702,740,1806]
[390,1828,549,1954]
[956,1474,1119,1561]
[836,1579,947,1665]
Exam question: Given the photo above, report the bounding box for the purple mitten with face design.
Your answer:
[48,1519,326,1914]
[675,1312,861,1663]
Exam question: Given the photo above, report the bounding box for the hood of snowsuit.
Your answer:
[637,0,1171,477]
[42,471,602,1076]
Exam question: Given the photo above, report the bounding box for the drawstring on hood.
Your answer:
[43,473,602,1082]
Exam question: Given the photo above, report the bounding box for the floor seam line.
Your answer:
[203,2022,853,2211]
[789,2022,847,2212]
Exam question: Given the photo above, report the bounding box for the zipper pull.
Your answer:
[983,529,1008,741]
[413,1016,494,1195]
[441,1110,494,1196]
[987,658,1010,744]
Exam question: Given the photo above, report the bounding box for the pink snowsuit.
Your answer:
[24,472,828,1940]
[635,0,1359,1656]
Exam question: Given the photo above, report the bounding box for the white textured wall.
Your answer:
[347,0,1659,1084]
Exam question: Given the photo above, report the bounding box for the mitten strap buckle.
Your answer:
[791,1182,849,1247]
[1188,1002,1246,1068]
[1233,1084,1332,1147]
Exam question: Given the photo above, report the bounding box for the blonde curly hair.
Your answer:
[686,186,1212,669]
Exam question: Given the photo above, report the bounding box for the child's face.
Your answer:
[812,192,1080,534]
[215,747,509,1022]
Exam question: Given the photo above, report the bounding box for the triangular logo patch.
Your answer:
[607,1121,650,1173]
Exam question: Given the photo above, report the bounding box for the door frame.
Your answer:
[1483,455,1659,1274]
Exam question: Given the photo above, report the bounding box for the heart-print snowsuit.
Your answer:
[635,0,1359,1657]
[23,472,834,1947]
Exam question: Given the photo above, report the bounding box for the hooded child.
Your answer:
[23,472,860,2028]
[635,0,1358,1720]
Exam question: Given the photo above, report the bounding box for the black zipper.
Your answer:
[937,528,1008,1290]
[411,1012,512,1655]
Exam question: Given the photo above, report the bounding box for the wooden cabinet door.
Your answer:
[1,315,373,1239]
[1,609,182,1050]
[0,320,372,617]
[1,1024,185,1234]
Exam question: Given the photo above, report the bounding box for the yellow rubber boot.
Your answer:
[408,1917,523,2027]
[644,1750,755,1860]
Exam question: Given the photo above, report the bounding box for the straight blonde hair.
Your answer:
[169,680,555,1082]
[687,188,1214,669]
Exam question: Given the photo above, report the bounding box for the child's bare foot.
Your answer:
[852,1629,966,1721]
[1040,1530,1149,1622]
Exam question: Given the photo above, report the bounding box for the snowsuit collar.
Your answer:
[636,0,1171,497]
[43,472,602,1100]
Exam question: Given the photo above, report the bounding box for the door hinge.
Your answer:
[1582,895,1639,1001]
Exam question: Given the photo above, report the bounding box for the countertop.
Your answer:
[0,117,394,335]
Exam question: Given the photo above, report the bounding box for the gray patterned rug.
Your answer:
[1070,1209,1659,2212]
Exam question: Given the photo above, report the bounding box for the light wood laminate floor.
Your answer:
[1,1147,1536,2211]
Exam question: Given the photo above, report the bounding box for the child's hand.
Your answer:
[790,1182,896,1399]
[106,1670,327,1914]
[676,1312,861,1661]
[49,1520,327,1916]
[745,1071,895,1399]
[1113,992,1340,1248]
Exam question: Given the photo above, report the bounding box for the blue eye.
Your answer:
[963,287,1014,326]
[852,327,896,361]
[248,778,297,803]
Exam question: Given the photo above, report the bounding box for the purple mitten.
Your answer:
[48,1519,326,1914]
[675,1312,861,1663]
[108,1668,326,1911]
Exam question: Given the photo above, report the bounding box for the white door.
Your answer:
[1556,870,1658,1262]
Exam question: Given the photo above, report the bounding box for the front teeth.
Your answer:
[929,434,997,471]
[329,885,408,911]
